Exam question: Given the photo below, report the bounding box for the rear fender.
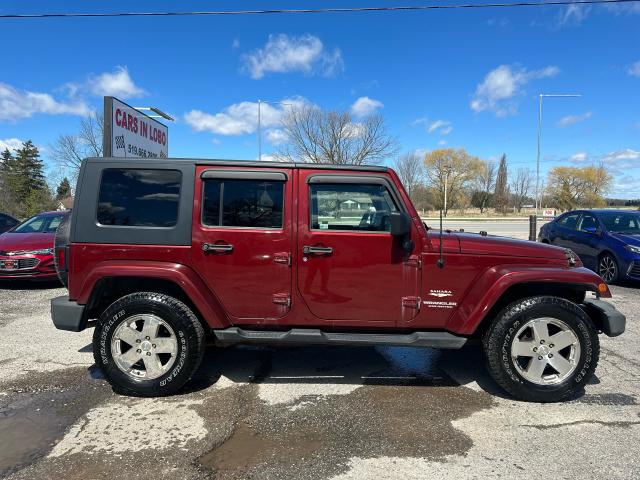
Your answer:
[446,266,608,335]
[76,260,229,328]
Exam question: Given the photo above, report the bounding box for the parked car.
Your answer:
[51,158,625,402]
[538,209,640,284]
[0,213,18,234]
[0,211,67,280]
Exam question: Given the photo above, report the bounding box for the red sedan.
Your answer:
[0,211,66,281]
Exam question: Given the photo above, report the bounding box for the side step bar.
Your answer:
[212,327,467,349]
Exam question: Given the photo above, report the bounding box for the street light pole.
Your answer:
[535,93,581,217]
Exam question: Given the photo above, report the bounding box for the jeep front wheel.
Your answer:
[93,292,205,397]
[483,296,599,402]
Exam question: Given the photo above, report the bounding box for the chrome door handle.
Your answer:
[303,245,333,255]
[203,243,234,253]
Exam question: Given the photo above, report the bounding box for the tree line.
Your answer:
[0,141,71,219]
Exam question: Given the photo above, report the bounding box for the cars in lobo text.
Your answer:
[0,211,65,280]
[538,209,640,284]
[51,158,626,402]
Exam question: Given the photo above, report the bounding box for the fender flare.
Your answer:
[76,260,229,328]
[445,265,607,335]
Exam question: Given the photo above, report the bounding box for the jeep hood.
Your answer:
[456,232,568,260]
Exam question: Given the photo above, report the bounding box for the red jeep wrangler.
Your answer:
[51,158,625,401]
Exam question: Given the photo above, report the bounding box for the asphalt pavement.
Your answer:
[0,279,638,480]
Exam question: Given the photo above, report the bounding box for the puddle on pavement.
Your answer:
[0,367,110,477]
[199,345,495,480]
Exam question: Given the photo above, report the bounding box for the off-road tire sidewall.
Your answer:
[93,292,205,397]
[484,296,600,403]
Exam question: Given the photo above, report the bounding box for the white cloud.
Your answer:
[0,82,91,121]
[613,175,640,198]
[184,97,307,136]
[601,148,640,164]
[427,120,453,135]
[232,38,240,49]
[88,66,146,98]
[627,61,640,77]
[350,96,383,118]
[470,64,560,116]
[438,139,447,146]
[557,111,592,127]
[242,34,343,79]
[0,138,23,152]
[569,152,588,162]
[556,5,591,27]
[265,129,288,145]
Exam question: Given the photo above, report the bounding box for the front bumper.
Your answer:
[51,295,88,332]
[0,254,57,279]
[582,299,626,337]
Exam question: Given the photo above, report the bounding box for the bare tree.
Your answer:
[393,151,424,197]
[510,167,533,213]
[474,159,496,213]
[51,113,103,177]
[277,105,397,165]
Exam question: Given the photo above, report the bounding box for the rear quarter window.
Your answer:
[97,169,182,227]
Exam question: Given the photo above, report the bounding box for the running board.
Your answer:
[212,327,467,349]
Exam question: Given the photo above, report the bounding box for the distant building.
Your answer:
[57,196,74,211]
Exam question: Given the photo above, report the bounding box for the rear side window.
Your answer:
[202,179,284,228]
[557,213,580,230]
[97,169,182,227]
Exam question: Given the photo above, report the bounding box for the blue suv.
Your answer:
[538,209,640,284]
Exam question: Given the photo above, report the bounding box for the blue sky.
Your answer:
[1,1,639,197]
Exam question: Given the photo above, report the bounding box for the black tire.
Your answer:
[598,253,619,284]
[93,292,205,397]
[483,296,599,403]
[53,211,71,288]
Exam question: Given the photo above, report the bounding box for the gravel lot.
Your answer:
[1,280,638,480]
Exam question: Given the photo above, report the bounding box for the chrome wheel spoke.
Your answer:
[117,325,142,347]
[531,320,549,343]
[547,354,573,376]
[143,354,164,378]
[141,316,161,340]
[526,357,547,380]
[154,337,178,354]
[119,348,142,369]
[549,330,577,351]
[512,340,536,357]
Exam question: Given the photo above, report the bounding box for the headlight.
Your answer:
[5,248,54,256]
[625,245,640,254]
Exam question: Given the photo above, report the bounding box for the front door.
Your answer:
[296,171,419,325]
[192,167,293,321]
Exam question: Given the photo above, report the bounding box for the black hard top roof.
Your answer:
[85,157,389,173]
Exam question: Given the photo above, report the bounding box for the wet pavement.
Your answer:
[1,282,639,479]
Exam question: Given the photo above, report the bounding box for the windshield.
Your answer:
[599,212,640,234]
[11,214,64,234]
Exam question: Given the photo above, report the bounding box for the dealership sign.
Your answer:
[103,97,168,158]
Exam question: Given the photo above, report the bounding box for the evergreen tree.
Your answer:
[0,148,18,215]
[493,153,509,214]
[10,141,53,217]
[56,177,72,200]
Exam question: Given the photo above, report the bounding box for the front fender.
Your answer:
[75,260,230,328]
[445,266,608,335]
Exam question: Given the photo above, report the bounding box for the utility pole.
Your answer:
[535,93,581,216]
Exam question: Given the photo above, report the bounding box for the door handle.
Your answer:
[203,243,234,253]
[303,245,333,255]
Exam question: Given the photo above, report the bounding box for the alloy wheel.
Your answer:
[111,314,179,380]
[510,317,581,385]
[599,256,617,283]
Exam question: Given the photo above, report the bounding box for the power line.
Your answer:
[1,0,639,20]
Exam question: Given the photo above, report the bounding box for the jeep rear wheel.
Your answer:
[483,296,599,402]
[93,292,205,397]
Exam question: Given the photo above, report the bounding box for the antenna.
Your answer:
[436,209,445,269]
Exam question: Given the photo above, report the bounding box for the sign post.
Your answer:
[103,96,169,158]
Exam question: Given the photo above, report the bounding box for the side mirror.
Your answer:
[583,226,599,235]
[390,212,411,237]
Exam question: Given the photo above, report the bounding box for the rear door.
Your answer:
[552,212,581,250]
[573,212,601,269]
[296,171,420,325]
[192,167,293,321]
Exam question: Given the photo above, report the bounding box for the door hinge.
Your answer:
[405,255,422,269]
[272,293,291,307]
[402,296,421,310]
[274,252,291,266]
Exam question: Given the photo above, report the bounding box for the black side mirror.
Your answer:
[390,212,411,237]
